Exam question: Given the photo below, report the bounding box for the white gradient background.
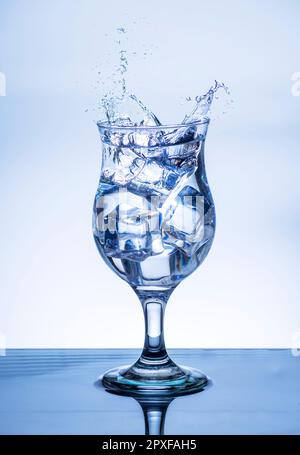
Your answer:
[0,0,299,348]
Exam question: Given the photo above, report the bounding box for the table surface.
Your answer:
[0,349,299,435]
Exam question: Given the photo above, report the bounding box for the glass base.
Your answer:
[99,361,210,397]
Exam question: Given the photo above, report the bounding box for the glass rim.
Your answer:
[97,117,210,131]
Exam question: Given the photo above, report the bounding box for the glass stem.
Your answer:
[135,288,173,365]
[142,297,167,362]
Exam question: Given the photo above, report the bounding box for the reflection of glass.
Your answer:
[93,119,215,395]
[97,381,210,435]
[137,395,173,435]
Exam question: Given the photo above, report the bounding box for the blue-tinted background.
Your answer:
[0,0,299,348]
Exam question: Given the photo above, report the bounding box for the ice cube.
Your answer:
[163,142,199,178]
[166,139,200,160]
[162,125,197,146]
[140,247,173,280]
[129,130,151,147]
[94,190,147,233]
[104,126,161,150]
[101,93,162,148]
[117,206,152,260]
[110,131,123,146]
[162,186,215,256]
[128,159,185,197]
[101,146,145,186]
[159,127,199,180]
[128,128,165,149]
[94,193,164,261]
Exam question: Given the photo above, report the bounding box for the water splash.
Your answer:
[99,28,230,127]
[183,80,230,124]
[116,27,128,97]
[101,28,161,126]
[129,94,161,126]
[101,27,129,123]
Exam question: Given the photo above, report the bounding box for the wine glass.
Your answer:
[93,119,215,396]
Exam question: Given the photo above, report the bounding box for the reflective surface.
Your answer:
[0,349,300,435]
